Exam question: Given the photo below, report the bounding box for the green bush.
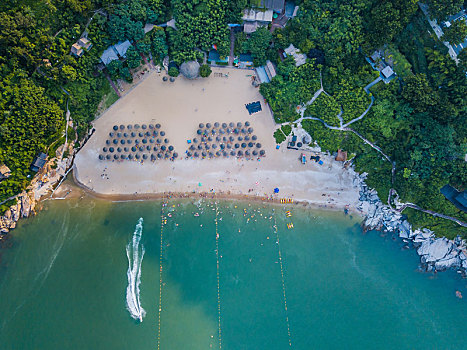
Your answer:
[199,64,212,78]
[273,129,286,144]
[168,67,179,77]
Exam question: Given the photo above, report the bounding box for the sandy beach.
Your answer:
[74,67,361,210]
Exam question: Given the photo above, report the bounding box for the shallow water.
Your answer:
[0,198,465,350]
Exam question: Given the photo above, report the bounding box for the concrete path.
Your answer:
[228,28,235,66]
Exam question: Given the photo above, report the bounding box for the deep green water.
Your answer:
[0,198,466,350]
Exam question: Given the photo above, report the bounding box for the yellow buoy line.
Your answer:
[214,201,223,349]
[272,209,293,348]
[157,198,167,350]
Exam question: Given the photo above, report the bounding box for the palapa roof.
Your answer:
[0,164,11,180]
[335,149,348,162]
[180,61,200,80]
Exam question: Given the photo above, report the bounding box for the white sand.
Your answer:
[74,68,361,209]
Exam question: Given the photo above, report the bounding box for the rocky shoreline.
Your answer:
[357,176,467,275]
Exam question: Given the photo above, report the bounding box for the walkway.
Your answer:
[228,28,235,66]
[105,74,121,97]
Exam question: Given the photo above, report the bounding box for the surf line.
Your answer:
[157,198,168,350]
[214,201,223,349]
[272,208,293,348]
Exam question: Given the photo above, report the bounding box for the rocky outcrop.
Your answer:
[357,179,467,275]
[0,191,36,234]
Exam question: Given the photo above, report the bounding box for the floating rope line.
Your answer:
[272,208,293,348]
[157,198,167,350]
[214,201,223,349]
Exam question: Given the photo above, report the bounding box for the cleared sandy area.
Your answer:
[74,67,361,210]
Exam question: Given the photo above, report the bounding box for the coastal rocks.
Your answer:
[358,182,467,274]
[0,191,37,234]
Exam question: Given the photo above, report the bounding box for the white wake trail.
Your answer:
[125,217,146,322]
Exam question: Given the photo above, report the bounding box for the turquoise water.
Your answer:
[0,198,466,350]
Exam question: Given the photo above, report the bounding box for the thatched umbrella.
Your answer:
[161,145,166,151]
[150,138,155,144]
[193,138,198,143]
[164,153,170,159]
[260,150,265,156]
[252,150,258,156]
[121,154,126,159]
[208,136,213,142]
[149,124,154,129]
[106,140,110,145]
[245,121,250,127]
[120,125,125,130]
[164,138,169,143]
[222,123,227,128]
[160,131,165,136]
[127,124,133,130]
[168,145,174,151]
[146,145,151,151]
[227,144,232,149]
[113,125,118,131]
[135,139,140,144]
[128,154,133,160]
[114,154,119,160]
[197,129,202,135]
[113,139,118,145]
[117,147,122,152]
[216,136,221,142]
[230,151,236,156]
[245,150,250,156]
[226,128,232,134]
[237,122,243,127]
[212,144,217,149]
[220,144,225,150]
[206,122,212,128]
[157,138,162,143]
[158,153,163,159]
[202,151,207,157]
[151,154,157,161]
[106,154,111,160]
[138,132,143,137]
[142,139,147,144]
[135,154,141,159]
[199,123,205,128]
[223,136,227,142]
[163,76,168,81]
[216,151,221,157]
[238,150,243,156]
[134,124,140,129]
[109,132,114,137]
[139,146,144,152]
[153,146,159,151]
[241,143,246,148]
[234,143,239,149]
[208,152,214,158]
[252,135,258,140]
[145,131,150,137]
[117,132,122,138]
[211,129,216,135]
[127,139,132,144]
[131,146,137,152]
[170,77,175,82]
[131,132,136,137]
[99,154,104,160]
[121,140,125,144]
[142,124,147,129]
[297,142,303,147]
[223,151,228,157]
[156,123,161,129]
[124,147,129,152]
[214,122,220,128]
[197,144,202,150]
[238,136,243,141]
[189,145,195,151]
[248,127,254,133]
[153,131,158,136]
[143,154,148,160]
[187,151,192,157]
[173,152,178,158]
[234,128,240,134]
[229,136,234,142]
[248,142,254,147]
[256,143,262,148]
[194,152,199,158]
[103,147,108,152]
[124,132,128,137]
[219,129,225,134]
[205,144,210,150]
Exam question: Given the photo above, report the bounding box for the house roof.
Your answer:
[262,0,285,12]
[440,185,467,212]
[113,40,132,57]
[266,60,276,79]
[31,152,47,172]
[71,43,83,56]
[256,66,270,83]
[243,9,273,22]
[335,149,348,162]
[0,164,11,179]
[381,66,395,78]
[100,46,119,65]
[284,44,307,66]
[244,21,259,33]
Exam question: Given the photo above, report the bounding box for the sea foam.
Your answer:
[125,217,146,322]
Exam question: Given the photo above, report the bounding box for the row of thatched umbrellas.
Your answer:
[100,124,177,161]
[186,122,265,159]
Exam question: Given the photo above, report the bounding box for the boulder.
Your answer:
[180,61,200,80]
[417,238,453,263]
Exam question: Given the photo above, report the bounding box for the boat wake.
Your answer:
[125,217,146,322]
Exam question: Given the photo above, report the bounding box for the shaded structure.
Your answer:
[180,61,200,80]
[31,152,48,172]
[440,185,467,213]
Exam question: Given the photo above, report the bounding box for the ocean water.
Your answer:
[0,198,466,350]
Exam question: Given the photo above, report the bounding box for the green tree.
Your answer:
[168,66,179,77]
[199,64,212,77]
[242,26,272,66]
[427,0,464,21]
[126,46,142,69]
[402,73,439,112]
[441,20,467,44]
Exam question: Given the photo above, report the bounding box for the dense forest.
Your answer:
[0,0,466,239]
[258,0,467,238]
